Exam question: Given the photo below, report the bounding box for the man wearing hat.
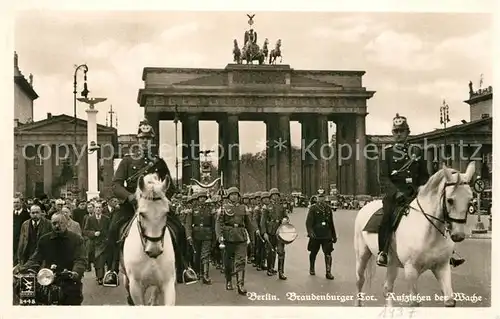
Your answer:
[261,188,289,279]
[185,191,215,284]
[377,114,465,268]
[215,187,255,294]
[306,188,337,280]
[104,119,197,287]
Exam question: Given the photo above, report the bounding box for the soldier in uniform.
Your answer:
[103,120,197,286]
[185,191,214,284]
[215,187,255,294]
[377,114,465,267]
[253,191,267,270]
[244,193,255,264]
[261,188,289,280]
[306,189,337,280]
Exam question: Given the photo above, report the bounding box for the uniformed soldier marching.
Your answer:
[255,191,269,271]
[103,120,197,286]
[305,189,337,280]
[243,193,255,264]
[261,188,289,280]
[377,114,465,268]
[185,191,215,284]
[215,187,255,294]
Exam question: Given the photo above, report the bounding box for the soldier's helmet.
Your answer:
[242,193,249,199]
[261,191,271,198]
[137,119,155,139]
[317,188,325,197]
[269,188,280,196]
[227,186,240,196]
[255,191,262,198]
[248,193,255,199]
[392,113,409,132]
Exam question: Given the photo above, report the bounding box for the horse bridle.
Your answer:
[412,179,469,238]
[136,194,168,252]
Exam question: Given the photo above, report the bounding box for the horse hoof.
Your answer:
[445,299,456,307]
[127,295,134,306]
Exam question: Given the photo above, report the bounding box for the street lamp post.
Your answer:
[73,64,89,146]
[174,106,179,189]
[440,99,450,166]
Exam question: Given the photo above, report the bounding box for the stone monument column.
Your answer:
[277,114,292,194]
[355,113,368,194]
[226,114,240,188]
[301,115,317,197]
[86,107,100,200]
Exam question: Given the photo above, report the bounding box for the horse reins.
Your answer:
[136,194,169,252]
[410,178,469,238]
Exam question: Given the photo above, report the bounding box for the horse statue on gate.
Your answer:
[233,39,242,64]
[353,162,475,307]
[269,39,282,64]
[121,173,176,305]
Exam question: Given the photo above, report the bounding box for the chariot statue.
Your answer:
[232,14,270,65]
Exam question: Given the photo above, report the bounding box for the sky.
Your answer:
[14,11,493,169]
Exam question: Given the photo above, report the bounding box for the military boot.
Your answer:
[309,253,316,275]
[325,255,334,280]
[225,265,234,290]
[236,271,247,295]
[266,254,275,276]
[278,256,287,280]
[202,262,212,285]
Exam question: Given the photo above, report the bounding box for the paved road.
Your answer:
[82,208,491,307]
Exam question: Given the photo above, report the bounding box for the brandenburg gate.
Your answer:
[137,16,375,196]
[138,63,374,196]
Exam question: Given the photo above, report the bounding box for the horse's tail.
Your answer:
[364,253,376,289]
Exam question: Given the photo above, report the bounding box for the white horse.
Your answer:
[121,173,176,306]
[354,162,475,307]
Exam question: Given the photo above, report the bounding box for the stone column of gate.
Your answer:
[276,114,292,194]
[355,113,368,195]
[315,115,330,190]
[146,112,160,156]
[186,114,201,183]
[301,115,317,197]
[181,116,191,186]
[217,116,229,187]
[266,115,279,190]
[226,114,240,188]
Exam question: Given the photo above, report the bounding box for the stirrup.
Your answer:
[103,270,119,287]
[183,268,198,285]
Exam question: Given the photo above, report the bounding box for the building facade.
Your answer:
[14,114,117,199]
[14,52,38,127]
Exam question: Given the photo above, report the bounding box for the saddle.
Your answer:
[363,201,411,234]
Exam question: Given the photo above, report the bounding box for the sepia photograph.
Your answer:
[10,7,493,310]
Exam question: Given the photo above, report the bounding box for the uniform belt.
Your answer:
[225,223,243,227]
[268,219,280,223]
[192,223,211,228]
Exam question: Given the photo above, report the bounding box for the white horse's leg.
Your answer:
[354,239,372,306]
[147,286,158,306]
[432,263,456,307]
[163,279,176,306]
[129,278,145,305]
[384,265,399,307]
[403,264,421,307]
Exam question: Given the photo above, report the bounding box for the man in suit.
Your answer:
[61,206,82,236]
[72,200,88,230]
[16,204,52,266]
[83,202,110,284]
[13,196,30,264]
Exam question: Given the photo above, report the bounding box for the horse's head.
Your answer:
[276,39,282,47]
[135,173,171,258]
[421,162,475,242]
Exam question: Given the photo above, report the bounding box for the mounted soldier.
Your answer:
[306,189,337,280]
[103,119,197,286]
[377,114,465,268]
[261,188,289,280]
